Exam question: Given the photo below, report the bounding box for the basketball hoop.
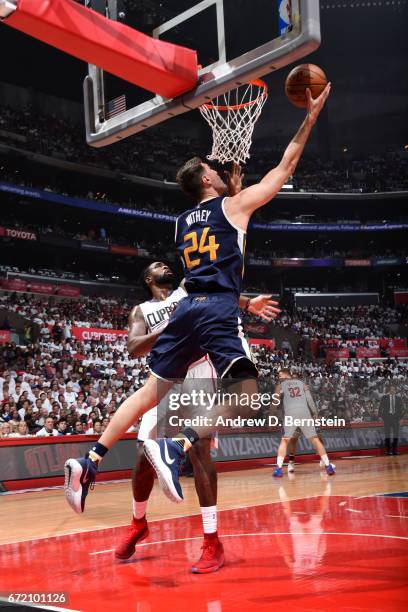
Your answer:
[199,80,268,165]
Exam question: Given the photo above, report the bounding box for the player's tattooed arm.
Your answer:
[127,305,161,358]
[239,294,281,321]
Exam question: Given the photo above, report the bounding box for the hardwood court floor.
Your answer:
[0,456,407,611]
[1,456,407,546]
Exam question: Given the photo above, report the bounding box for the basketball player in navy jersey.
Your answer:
[64,84,331,513]
[114,260,279,572]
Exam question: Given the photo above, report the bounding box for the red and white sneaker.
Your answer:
[191,535,225,574]
[115,517,149,560]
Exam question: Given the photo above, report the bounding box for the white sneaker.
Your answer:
[287,461,295,473]
[320,459,335,469]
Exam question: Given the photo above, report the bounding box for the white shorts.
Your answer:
[137,355,217,442]
[283,407,317,440]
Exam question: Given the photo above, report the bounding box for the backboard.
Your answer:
[84,0,321,147]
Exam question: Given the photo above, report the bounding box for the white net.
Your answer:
[199,80,268,165]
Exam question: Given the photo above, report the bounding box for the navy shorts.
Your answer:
[149,293,257,380]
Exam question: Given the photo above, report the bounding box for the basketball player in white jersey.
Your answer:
[114,259,280,573]
[273,369,335,477]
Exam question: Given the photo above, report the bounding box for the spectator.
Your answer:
[64,383,77,405]
[36,416,58,437]
[57,419,70,436]
[87,419,103,435]
[9,421,31,438]
[0,422,12,437]
[74,420,85,435]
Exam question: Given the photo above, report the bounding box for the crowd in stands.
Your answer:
[253,345,408,423]
[1,104,407,192]
[274,305,408,341]
[1,215,407,265]
[2,291,407,343]
[0,290,407,438]
[0,292,131,330]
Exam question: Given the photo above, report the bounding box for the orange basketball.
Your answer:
[285,64,328,108]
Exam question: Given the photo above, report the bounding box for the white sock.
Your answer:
[277,456,284,468]
[201,505,217,534]
[133,499,148,520]
[321,454,330,467]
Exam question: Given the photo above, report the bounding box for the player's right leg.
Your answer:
[273,437,289,478]
[189,438,224,573]
[309,435,336,475]
[115,409,157,560]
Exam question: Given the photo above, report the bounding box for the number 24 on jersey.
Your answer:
[183,227,220,269]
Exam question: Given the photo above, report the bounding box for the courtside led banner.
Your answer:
[71,327,127,342]
[1,182,408,232]
[1,425,407,487]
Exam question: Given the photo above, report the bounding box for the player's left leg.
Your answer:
[65,297,203,513]
[287,430,301,473]
[64,375,172,513]
[115,442,153,560]
[273,437,290,478]
[309,435,336,475]
[189,438,224,573]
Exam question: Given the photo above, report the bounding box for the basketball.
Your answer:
[285,64,328,108]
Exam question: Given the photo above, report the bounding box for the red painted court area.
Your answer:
[1,495,407,612]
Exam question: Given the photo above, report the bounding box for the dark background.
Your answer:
[1,0,407,153]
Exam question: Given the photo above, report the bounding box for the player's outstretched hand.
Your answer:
[225,162,244,196]
[306,82,331,126]
[248,295,281,322]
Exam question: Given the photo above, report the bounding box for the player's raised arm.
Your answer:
[225,83,331,228]
[127,305,161,358]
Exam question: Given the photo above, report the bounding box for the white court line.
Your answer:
[89,530,408,556]
[386,515,408,519]
[345,508,363,513]
[0,478,131,496]
[355,491,407,499]
[340,456,374,460]
[0,493,326,547]
[3,491,403,547]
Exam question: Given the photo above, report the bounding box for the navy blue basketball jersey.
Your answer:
[175,196,246,297]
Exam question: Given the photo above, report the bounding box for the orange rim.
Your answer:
[202,79,268,111]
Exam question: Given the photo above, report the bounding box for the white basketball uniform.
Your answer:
[137,287,217,441]
[281,378,317,439]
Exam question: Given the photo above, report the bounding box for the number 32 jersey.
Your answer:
[175,196,246,298]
